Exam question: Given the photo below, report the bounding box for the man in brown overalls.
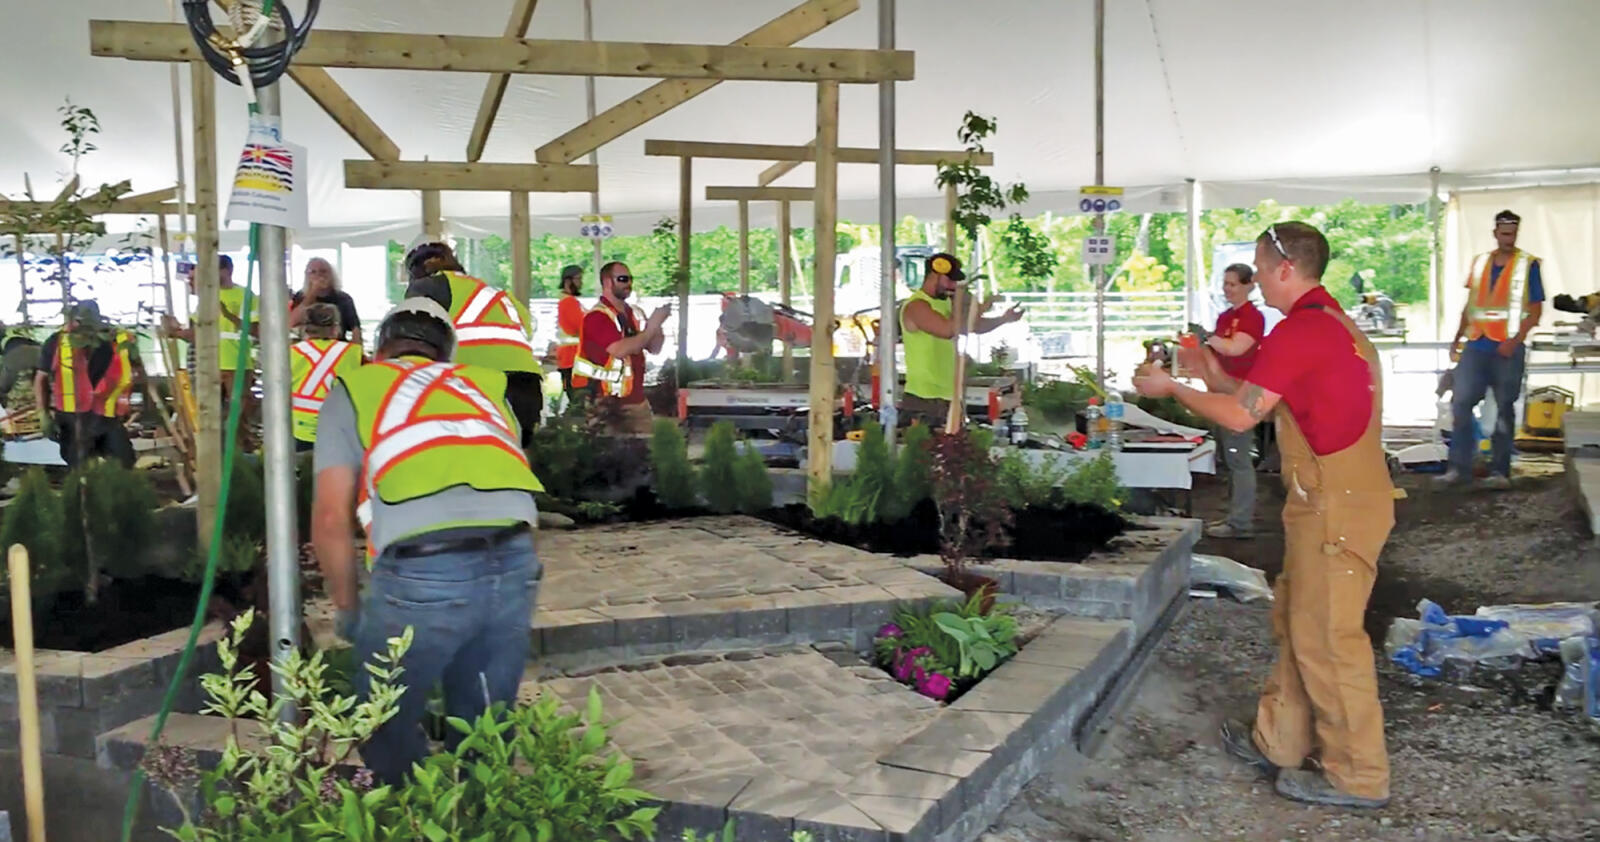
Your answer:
[1133,221,1394,809]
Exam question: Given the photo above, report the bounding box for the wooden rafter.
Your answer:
[289,68,401,161]
[646,140,993,167]
[534,0,860,164]
[759,158,804,187]
[705,186,815,202]
[90,20,911,83]
[467,0,542,163]
[0,186,182,217]
[344,160,597,192]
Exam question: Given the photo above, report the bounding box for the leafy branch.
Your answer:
[934,111,1057,284]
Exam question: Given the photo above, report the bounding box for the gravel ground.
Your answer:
[982,463,1600,842]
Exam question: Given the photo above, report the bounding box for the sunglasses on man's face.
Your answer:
[612,275,632,284]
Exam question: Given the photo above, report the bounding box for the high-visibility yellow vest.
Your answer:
[437,271,540,374]
[289,338,361,443]
[899,290,956,401]
[218,285,256,371]
[1466,249,1539,343]
[52,329,136,417]
[341,355,542,509]
[571,299,644,397]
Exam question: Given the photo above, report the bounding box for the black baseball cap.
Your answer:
[928,252,966,281]
[561,264,583,280]
[1494,209,1521,227]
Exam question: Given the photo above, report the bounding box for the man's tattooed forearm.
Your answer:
[1236,383,1270,421]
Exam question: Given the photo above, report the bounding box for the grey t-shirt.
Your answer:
[313,380,537,556]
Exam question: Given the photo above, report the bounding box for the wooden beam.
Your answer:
[758,160,801,187]
[344,160,597,192]
[645,140,992,167]
[289,67,401,161]
[535,0,860,164]
[737,200,750,295]
[510,191,531,304]
[808,80,839,491]
[90,20,911,83]
[0,187,181,216]
[779,200,792,380]
[676,157,691,363]
[53,176,80,203]
[944,183,957,254]
[466,0,542,162]
[422,190,442,240]
[191,65,222,554]
[706,186,814,202]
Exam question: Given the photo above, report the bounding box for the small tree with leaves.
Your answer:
[934,112,1058,285]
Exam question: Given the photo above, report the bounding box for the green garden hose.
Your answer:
[116,220,261,842]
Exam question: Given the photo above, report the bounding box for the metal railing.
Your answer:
[1003,290,1188,338]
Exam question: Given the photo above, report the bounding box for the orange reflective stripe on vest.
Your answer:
[291,340,357,414]
[455,283,532,351]
[51,335,93,413]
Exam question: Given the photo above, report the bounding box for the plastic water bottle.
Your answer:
[1010,406,1029,446]
[1085,398,1104,449]
[1105,391,1125,451]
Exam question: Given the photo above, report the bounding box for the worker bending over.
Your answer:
[289,304,362,452]
[1202,263,1267,539]
[574,261,671,435]
[401,241,542,445]
[1441,209,1543,489]
[1134,222,1392,809]
[34,301,143,468]
[311,297,543,784]
[897,253,1024,428]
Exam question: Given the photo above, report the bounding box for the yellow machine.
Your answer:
[1516,385,1573,451]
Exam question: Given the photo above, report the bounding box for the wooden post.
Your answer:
[779,200,793,381]
[422,189,442,240]
[13,235,26,324]
[8,546,47,842]
[676,156,691,362]
[945,285,982,432]
[157,214,177,316]
[944,183,957,255]
[510,190,530,303]
[737,199,750,295]
[192,62,222,552]
[808,80,840,492]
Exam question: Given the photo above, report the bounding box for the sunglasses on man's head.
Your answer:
[1264,224,1291,261]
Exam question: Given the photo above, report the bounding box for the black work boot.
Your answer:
[1220,719,1278,778]
[1275,769,1390,809]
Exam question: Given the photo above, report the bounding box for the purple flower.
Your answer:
[878,623,903,639]
[906,646,932,657]
[893,650,915,681]
[917,672,953,700]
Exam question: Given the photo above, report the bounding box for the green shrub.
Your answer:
[808,479,882,525]
[223,447,266,544]
[153,613,661,842]
[732,444,773,512]
[525,415,588,500]
[61,459,159,583]
[699,421,742,514]
[884,422,933,521]
[0,468,69,602]
[853,421,895,520]
[650,418,698,509]
[994,449,1072,510]
[182,533,261,583]
[1060,451,1125,510]
[1024,379,1095,423]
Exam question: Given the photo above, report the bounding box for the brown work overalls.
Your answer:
[1251,303,1394,800]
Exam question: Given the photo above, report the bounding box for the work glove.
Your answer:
[335,606,360,643]
[38,410,56,441]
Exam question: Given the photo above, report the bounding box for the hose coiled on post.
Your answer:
[181,0,320,89]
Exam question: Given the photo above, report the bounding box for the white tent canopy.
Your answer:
[9,0,1600,247]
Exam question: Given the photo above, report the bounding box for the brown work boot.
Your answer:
[1275,769,1390,809]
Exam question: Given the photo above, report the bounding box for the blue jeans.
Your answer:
[353,529,539,784]
[1449,342,1525,477]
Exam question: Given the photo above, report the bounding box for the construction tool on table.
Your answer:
[1516,384,1574,452]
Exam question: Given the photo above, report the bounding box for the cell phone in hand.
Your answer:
[177,261,196,276]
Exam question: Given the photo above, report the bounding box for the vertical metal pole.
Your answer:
[1429,166,1444,339]
[677,157,691,363]
[254,66,299,720]
[1093,0,1107,389]
[877,0,899,441]
[1184,178,1200,326]
[585,0,602,277]
[779,201,793,381]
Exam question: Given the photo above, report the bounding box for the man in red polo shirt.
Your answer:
[1134,221,1392,810]
[574,261,670,434]
[1202,263,1267,538]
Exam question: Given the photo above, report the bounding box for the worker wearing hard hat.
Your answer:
[897,253,1024,428]
[310,296,543,785]
[289,303,363,453]
[1440,209,1544,489]
[553,263,587,398]
[402,241,542,445]
[34,300,143,468]
[1134,222,1393,809]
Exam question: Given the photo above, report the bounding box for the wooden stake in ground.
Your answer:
[944,285,982,432]
[8,544,48,842]
[191,64,221,553]
[807,80,840,490]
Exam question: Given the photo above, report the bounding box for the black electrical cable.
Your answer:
[181,0,320,89]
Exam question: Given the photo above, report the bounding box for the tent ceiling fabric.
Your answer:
[10,0,1600,247]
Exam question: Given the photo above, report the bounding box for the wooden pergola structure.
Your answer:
[654,141,991,483]
[87,0,911,525]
